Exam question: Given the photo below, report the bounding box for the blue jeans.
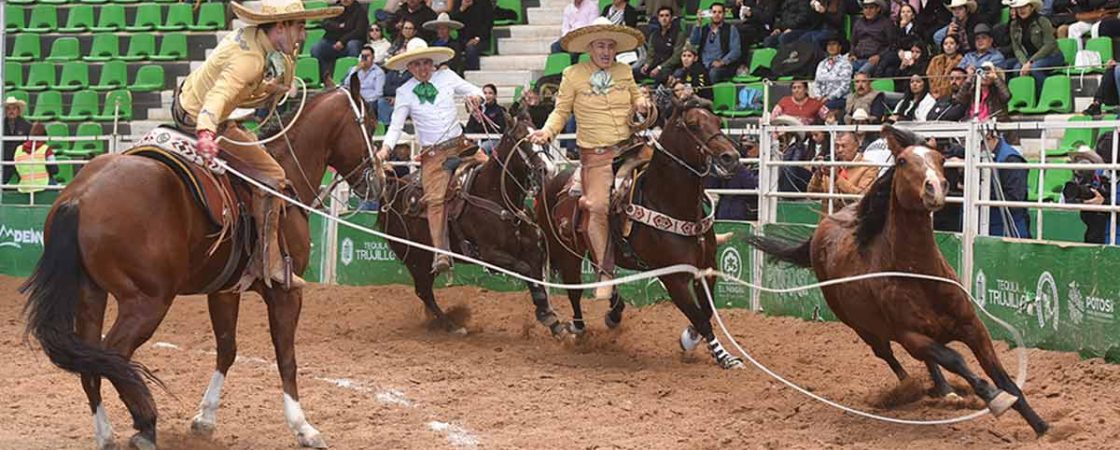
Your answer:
[376,97,394,125]
[311,39,364,79]
[763,28,831,48]
[464,41,483,71]
[1001,52,1065,96]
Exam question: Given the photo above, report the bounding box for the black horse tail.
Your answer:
[20,202,157,397]
[745,233,813,269]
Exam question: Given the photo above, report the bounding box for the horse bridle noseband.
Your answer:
[650,109,736,178]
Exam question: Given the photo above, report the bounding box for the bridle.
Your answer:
[648,106,737,179]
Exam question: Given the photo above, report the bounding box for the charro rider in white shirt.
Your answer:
[377,39,485,274]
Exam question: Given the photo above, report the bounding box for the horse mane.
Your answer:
[256,90,333,141]
[854,166,895,249]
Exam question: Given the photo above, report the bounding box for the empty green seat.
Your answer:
[24,63,56,91]
[1026,165,1073,203]
[112,0,142,4]
[149,33,188,61]
[304,1,328,28]
[542,53,571,77]
[119,34,157,61]
[1007,76,1035,113]
[296,58,322,89]
[8,0,35,4]
[59,5,96,32]
[45,37,81,62]
[70,122,107,158]
[45,122,71,153]
[61,90,99,121]
[79,0,111,4]
[125,3,161,31]
[130,65,165,92]
[84,34,121,62]
[712,82,761,117]
[25,5,59,33]
[9,33,42,62]
[158,3,193,31]
[303,29,326,57]
[53,62,90,91]
[1019,75,1071,114]
[189,3,226,31]
[1056,38,1076,67]
[93,89,133,121]
[1054,115,1095,156]
[494,0,522,25]
[870,78,895,92]
[733,48,777,83]
[90,5,126,32]
[27,91,64,121]
[1085,38,1114,74]
[4,62,23,90]
[333,56,360,83]
[5,5,25,31]
[93,60,128,91]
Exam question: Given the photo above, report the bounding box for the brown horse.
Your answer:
[535,98,746,369]
[379,113,565,335]
[748,125,1048,436]
[21,79,380,450]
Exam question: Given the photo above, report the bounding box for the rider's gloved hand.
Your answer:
[197,130,218,162]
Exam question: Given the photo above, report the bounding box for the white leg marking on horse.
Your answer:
[679,326,702,352]
[92,404,114,449]
[193,371,225,428]
[284,393,324,447]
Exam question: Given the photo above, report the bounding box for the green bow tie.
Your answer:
[413,82,438,104]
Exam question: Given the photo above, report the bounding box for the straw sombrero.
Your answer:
[384,39,455,71]
[4,96,26,113]
[423,12,464,31]
[1007,0,1042,9]
[945,0,978,13]
[560,17,645,53]
[232,0,343,26]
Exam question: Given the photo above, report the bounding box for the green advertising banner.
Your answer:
[0,205,50,277]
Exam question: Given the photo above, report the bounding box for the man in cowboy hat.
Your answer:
[1064,150,1120,244]
[376,39,486,275]
[935,0,982,53]
[528,17,651,299]
[172,0,343,289]
[311,0,368,86]
[423,12,465,74]
[3,96,32,185]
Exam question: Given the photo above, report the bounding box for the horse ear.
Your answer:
[347,72,363,109]
[881,124,923,157]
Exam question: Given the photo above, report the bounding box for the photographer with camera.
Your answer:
[808,131,877,209]
[1063,151,1120,244]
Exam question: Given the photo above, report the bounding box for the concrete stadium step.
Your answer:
[537,0,573,8]
[498,37,554,55]
[480,54,549,71]
[526,7,564,25]
[465,70,538,87]
[508,24,563,40]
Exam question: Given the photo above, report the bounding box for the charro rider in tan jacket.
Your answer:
[172,0,343,289]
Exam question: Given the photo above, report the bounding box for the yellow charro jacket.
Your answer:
[177,26,294,132]
[542,61,643,149]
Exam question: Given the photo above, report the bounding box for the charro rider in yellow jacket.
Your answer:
[529,17,650,300]
[172,0,342,289]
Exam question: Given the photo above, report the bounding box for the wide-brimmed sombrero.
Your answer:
[4,96,26,113]
[423,12,463,31]
[232,0,343,26]
[384,39,456,71]
[560,17,645,53]
[945,0,978,13]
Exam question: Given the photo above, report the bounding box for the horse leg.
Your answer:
[261,287,326,448]
[962,327,1050,436]
[412,267,465,335]
[666,274,742,369]
[557,254,586,335]
[100,296,174,450]
[926,361,958,398]
[854,329,909,381]
[190,292,242,437]
[604,288,626,329]
[896,332,1016,419]
[527,281,566,336]
[76,281,115,450]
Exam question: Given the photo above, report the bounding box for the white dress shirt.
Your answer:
[383,69,484,149]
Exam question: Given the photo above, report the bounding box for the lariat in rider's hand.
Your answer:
[197,130,218,162]
[376,145,391,164]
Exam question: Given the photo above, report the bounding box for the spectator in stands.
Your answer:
[313,0,370,86]
[1082,60,1119,116]
[425,13,466,74]
[388,19,423,58]
[817,0,853,37]
[895,3,926,45]
[396,0,438,41]
[465,84,508,154]
[772,81,828,124]
[671,44,713,99]
[3,97,32,185]
[1064,150,1120,244]
[367,24,393,65]
[927,34,964,99]
[705,133,759,220]
[808,131,878,207]
[1058,1,1119,50]
[603,0,640,27]
[975,0,1004,26]
[935,0,982,53]
[814,32,853,112]
[985,130,1031,238]
[956,62,1010,122]
[850,0,896,74]
[765,0,825,47]
[552,0,601,59]
[859,122,896,173]
[915,0,953,46]
[430,0,455,14]
[511,88,552,129]
[927,67,969,120]
[889,75,936,121]
[735,0,779,46]
[453,0,494,71]
[377,64,416,124]
[344,45,386,113]
[844,72,889,123]
[875,37,930,84]
[1004,0,1064,93]
[646,0,677,21]
[958,24,1004,73]
[638,7,687,84]
[773,116,816,192]
[11,123,60,194]
[689,2,742,83]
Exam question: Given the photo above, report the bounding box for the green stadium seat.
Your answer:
[1026,164,1073,203]
[1056,38,1076,67]
[712,82,762,117]
[24,63,56,92]
[83,34,120,62]
[296,57,323,89]
[70,122,107,158]
[149,33,188,61]
[79,0,111,4]
[93,89,133,121]
[40,0,70,5]
[304,1,328,28]
[45,122,71,153]
[92,60,128,91]
[5,5,25,32]
[542,53,571,77]
[112,0,143,4]
[53,154,75,185]
[59,5,96,32]
[125,3,162,31]
[119,34,157,61]
[512,85,523,103]
[578,53,591,63]
[8,0,35,5]
[27,91,64,121]
[89,5,126,32]
[130,65,165,92]
[733,48,777,83]
[1006,76,1035,113]
[61,90,99,122]
[157,3,193,31]
[494,0,523,25]
[189,3,226,31]
[1054,115,1095,156]
[9,33,42,62]
[45,37,81,62]
[53,62,90,91]
[870,78,895,92]
[303,29,326,57]
[24,5,59,33]
[333,56,360,83]
[153,0,178,3]
[1019,75,1071,114]
[4,62,23,90]
[1085,38,1114,74]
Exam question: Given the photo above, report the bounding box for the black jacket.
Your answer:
[775,0,821,31]
[465,102,508,134]
[452,0,495,44]
[323,2,369,44]
[601,2,640,28]
[397,4,438,41]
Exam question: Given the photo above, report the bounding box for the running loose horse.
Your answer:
[535,97,747,369]
[747,125,1048,436]
[379,113,565,335]
[21,78,381,449]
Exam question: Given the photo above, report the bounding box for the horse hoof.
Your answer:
[604,313,622,329]
[548,321,568,338]
[128,434,156,450]
[988,391,1019,417]
[298,431,329,449]
[190,415,216,437]
[721,357,746,370]
[944,392,962,401]
[679,326,702,352]
[567,321,586,336]
[450,327,468,336]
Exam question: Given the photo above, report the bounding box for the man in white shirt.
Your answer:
[377,40,485,274]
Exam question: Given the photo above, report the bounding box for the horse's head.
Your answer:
[883,124,947,212]
[324,75,384,204]
[492,110,554,184]
[661,97,741,178]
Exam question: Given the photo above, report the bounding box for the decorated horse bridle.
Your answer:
[647,106,737,179]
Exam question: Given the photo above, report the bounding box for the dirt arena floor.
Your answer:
[2,275,1119,449]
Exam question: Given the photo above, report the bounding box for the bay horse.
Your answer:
[379,113,565,335]
[535,97,746,369]
[21,78,380,450]
[747,125,1048,435]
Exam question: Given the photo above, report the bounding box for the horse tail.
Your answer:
[745,233,812,268]
[20,201,154,394]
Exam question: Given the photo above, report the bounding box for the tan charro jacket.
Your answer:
[807,153,879,206]
[542,61,643,149]
[177,26,295,132]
